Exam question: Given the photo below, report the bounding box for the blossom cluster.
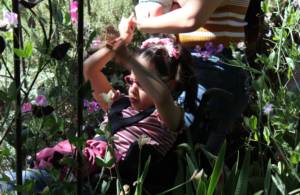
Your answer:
[70,1,78,25]
[84,99,101,113]
[192,42,224,61]
[141,37,180,59]
[22,95,48,113]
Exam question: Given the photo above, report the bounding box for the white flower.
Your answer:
[263,103,273,115]
[2,11,18,28]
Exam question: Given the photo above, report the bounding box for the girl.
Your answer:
[81,16,197,165]
[0,17,197,194]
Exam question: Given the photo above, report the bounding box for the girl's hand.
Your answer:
[118,13,135,45]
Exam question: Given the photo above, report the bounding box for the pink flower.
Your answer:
[35,95,48,107]
[3,11,18,28]
[141,37,180,59]
[91,37,102,49]
[22,103,32,113]
[70,1,78,24]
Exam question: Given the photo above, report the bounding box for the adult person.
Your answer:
[135,0,250,47]
[134,0,251,156]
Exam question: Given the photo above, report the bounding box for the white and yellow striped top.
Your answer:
[177,0,250,47]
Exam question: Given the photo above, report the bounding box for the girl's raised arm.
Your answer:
[83,45,115,112]
[84,15,135,112]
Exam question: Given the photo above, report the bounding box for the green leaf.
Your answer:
[271,174,286,195]
[140,155,151,183]
[285,57,295,69]
[0,90,9,101]
[53,4,64,24]
[270,182,277,195]
[177,142,192,151]
[207,141,226,195]
[223,152,240,194]
[263,126,271,145]
[134,155,151,195]
[24,41,33,57]
[86,30,98,49]
[14,42,33,58]
[268,51,276,68]
[7,81,17,100]
[234,149,250,195]
[249,115,258,131]
[199,144,217,167]
[95,148,115,168]
[196,180,207,195]
[254,190,264,195]
[186,153,198,189]
[264,159,272,195]
[196,171,207,195]
[100,180,111,194]
[289,188,300,195]
[260,1,270,13]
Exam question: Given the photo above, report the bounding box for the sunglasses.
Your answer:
[124,75,142,88]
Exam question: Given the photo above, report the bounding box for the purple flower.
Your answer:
[83,99,89,108]
[22,103,32,113]
[3,11,18,28]
[35,95,48,107]
[263,103,273,115]
[84,100,101,113]
[194,45,201,53]
[193,42,223,61]
[204,41,213,51]
[90,101,100,112]
[216,44,224,53]
[200,51,211,61]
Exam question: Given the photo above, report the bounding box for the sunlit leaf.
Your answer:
[271,174,286,195]
[207,141,226,195]
[14,42,33,58]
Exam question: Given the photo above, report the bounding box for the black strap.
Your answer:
[108,96,155,134]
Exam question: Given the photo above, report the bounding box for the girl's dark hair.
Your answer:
[138,40,198,113]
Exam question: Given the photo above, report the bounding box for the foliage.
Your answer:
[0,0,300,194]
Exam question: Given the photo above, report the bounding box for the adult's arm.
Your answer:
[135,0,225,34]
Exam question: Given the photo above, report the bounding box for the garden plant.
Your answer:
[0,0,300,194]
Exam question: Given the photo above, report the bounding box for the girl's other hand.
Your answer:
[118,13,135,45]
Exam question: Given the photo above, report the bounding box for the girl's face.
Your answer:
[126,56,155,111]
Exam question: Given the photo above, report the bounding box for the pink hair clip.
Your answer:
[141,37,180,59]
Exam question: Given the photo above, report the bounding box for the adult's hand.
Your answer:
[118,13,135,45]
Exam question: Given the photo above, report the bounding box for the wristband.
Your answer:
[105,42,115,51]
